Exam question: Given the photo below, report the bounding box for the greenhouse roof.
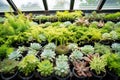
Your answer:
[0,0,120,13]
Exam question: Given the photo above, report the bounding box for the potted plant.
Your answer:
[37,60,54,80]
[81,45,94,55]
[44,43,56,51]
[40,49,56,62]
[72,61,92,80]
[29,43,42,51]
[106,53,120,80]
[55,45,69,55]
[8,51,23,61]
[0,59,18,80]
[54,61,70,80]
[18,54,39,80]
[17,46,28,57]
[90,55,107,80]
[69,49,83,62]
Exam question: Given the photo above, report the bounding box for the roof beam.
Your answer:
[7,0,18,13]
[97,0,106,11]
[70,0,75,11]
[42,0,48,10]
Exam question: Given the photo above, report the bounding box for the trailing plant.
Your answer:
[81,45,94,54]
[69,49,83,62]
[18,54,39,76]
[41,49,56,61]
[55,45,69,55]
[54,62,70,77]
[37,60,53,77]
[73,61,92,77]
[0,59,18,74]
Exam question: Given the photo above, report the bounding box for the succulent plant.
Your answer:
[55,45,69,55]
[110,31,118,40]
[98,20,104,28]
[56,54,68,63]
[90,55,107,75]
[41,49,56,61]
[37,60,53,77]
[30,43,42,51]
[0,59,18,74]
[73,61,92,77]
[44,43,56,51]
[69,49,83,62]
[63,21,72,27]
[81,45,94,54]
[94,43,111,55]
[28,49,38,56]
[111,43,120,52]
[68,43,78,51]
[8,51,22,60]
[102,33,111,40]
[17,46,27,53]
[54,62,70,77]
[39,34,47,42]
[18,54,39,76]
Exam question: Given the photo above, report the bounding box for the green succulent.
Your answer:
[56,54,68,62]
[28,49,38,56]
[41,49,56,61]
[94,43,111,55]
[30,43,42,51]
[18,54,39,76]
[37,60,53,77]
[102,33,111,40]
[44,43,56,51]
[8,51,22,60]
[110,31,118,40]
[68,43,78,51]
[17,46,27,53]
[111,43,120,52]
[39,34,46,42]
[69,49,83,62]
[81,45,94,54]
[0,59,18,74]
[54,62,70,77]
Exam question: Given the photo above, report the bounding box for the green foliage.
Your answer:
[0,59,18,74]
[56,54,68,62]
[0,45,14,60]
[107,53,120,76]
[89,21,98,28]
[110,31,118,40]
[54,62,70,77]
[18,54,39,76]
[102,33,111,40]
[94,43,111,55]
[105,12,120,20]
[63,21,72,27]
[41,49,56,61]
[69,49,83,62]
[90,55,107,75]
[55,45,69,55]
[37,60,53,77]
[8,51,22,60]
[44,43,56,51]
[17,46,27,53]
[81,45,94,54]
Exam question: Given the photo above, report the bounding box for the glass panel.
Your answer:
[47,0,70,10]
[0,0,13,12]
[12,0,44,11]
[102,0,120,9]
[74,0,99,10]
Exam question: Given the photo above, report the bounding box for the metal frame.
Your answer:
[0,0,119,15]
